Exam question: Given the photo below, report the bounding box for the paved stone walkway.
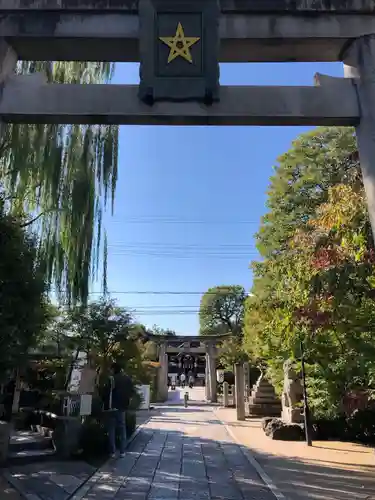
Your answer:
[75,405,275,500]
[2,412,151,500]
[5,460,96,500]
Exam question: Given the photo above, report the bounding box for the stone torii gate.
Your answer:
[149,334,229,403]
[0,4,375,255]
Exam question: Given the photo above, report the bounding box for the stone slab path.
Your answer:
[74,405,275,500]
[3,460,96,500]
[1,412,152,500]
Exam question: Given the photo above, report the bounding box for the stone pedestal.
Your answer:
[243,362,250,400]
[282,406,303,424]
[223,381,229,407]
[247,375,281,417]
[0,421,11,465]
[52,416,82,459]
[281,359,304,424]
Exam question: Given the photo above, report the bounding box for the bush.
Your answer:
[346,409,375,444]
[312,415,348,441]
[79,409,138,458]
[313,409,375,444]
[79,417,109,457]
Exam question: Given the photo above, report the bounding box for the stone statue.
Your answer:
[281,359,303,423]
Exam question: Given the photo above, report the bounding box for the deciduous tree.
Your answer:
[244,127,375,418]
[0,196,49,380]
[199,285,246,336]
[0,62,118,304]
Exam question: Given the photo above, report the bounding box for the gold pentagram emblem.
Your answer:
[159,22,200,64]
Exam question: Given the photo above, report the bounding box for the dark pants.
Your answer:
[107,410,126,454]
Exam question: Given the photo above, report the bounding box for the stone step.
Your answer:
[252,386,276,393]
[9,431,54,452]
[251,390,277,397]
[248,403,281,417]
[251,398,280,404]
[255,383,275,390]
[251,395,278,402]
[7,448,56,465]
[7,430,56,465]
[30,424,54,438]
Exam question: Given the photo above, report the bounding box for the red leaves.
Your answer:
[311,247,341,270]
[294,304,331,328]
[363,248,375,264]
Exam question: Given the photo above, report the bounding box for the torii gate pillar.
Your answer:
[344,36,375,245]
[157,342,168,402]
[205,342,217,403]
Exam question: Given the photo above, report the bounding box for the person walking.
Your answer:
[102,363,134,458]
[180,372,186,388]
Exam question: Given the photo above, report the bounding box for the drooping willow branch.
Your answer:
[19,208,65,228]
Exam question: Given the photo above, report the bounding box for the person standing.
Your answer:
[180,372,186,388]
[103,363,134,458]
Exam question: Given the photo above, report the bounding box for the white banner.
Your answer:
[136,385,150,410]
[80,394,92,416]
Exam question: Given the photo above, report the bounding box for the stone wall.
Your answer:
[0,421,11,465]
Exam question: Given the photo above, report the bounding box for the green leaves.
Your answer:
[244,127,375,417]
[0,198,49,380]
[218,337,248,371]
[199,285,246,336]
[0,61,118,305]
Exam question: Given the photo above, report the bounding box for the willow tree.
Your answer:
[0,61,118,304]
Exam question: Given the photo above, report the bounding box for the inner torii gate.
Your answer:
[148,334,230,403]
[1,3,375,319]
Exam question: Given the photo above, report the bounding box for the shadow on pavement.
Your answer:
[72,404,375,500]
[5,404,375,500]
[79,426,274,500]
[251,446,375,500]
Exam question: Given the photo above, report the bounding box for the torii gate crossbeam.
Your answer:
[0,1,375,243]
[0,74,358,126]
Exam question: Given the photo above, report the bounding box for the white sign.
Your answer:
[80,394,92,416]
[136,385,150,410]
[67,352,87,393]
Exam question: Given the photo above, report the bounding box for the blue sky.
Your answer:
[91,61,344,335]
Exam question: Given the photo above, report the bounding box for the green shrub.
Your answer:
[346,409,375,444]
[313,409,375,445]
[79,417,109,457]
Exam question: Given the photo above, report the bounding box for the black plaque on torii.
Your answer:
[138,0,220,105]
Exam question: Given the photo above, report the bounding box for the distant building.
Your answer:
[166,339,206,385]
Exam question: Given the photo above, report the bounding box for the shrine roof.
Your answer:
[147,333,232,343]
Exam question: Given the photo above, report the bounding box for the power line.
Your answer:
[108,242,256,248]
[108,250,258,259]
[133,311,200,315]
[74,291,251,296]
[107,217,261,225]
[118,304,200,308]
